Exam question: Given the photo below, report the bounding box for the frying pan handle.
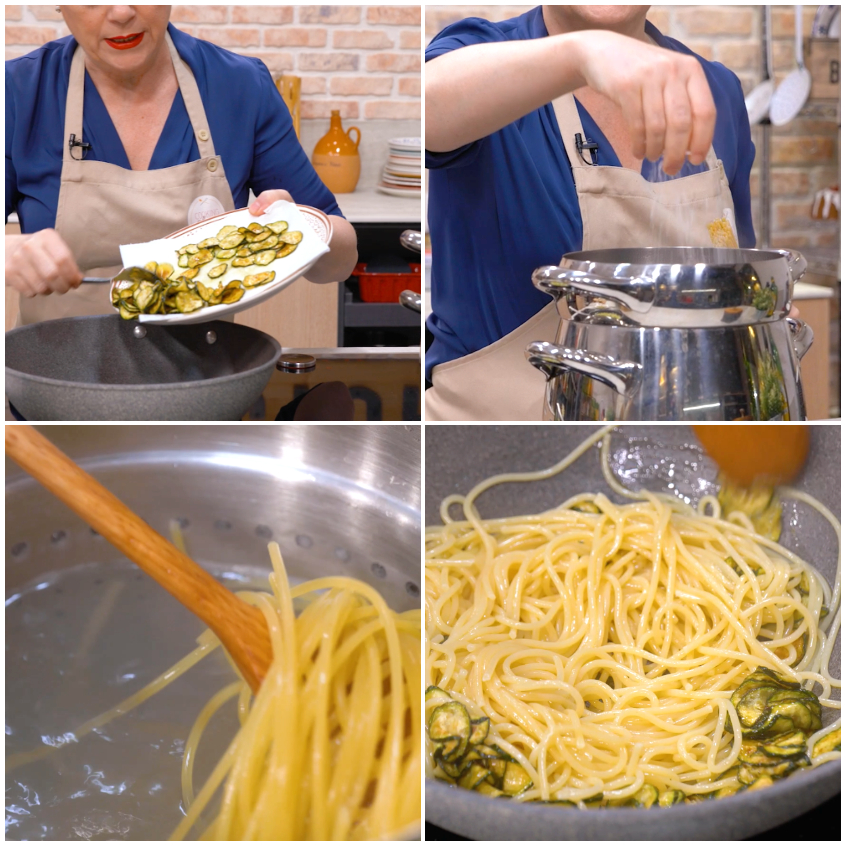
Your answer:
[525,340,642,396]
[532,266,655,313]
[787,317,813,360]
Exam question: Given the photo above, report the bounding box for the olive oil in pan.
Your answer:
[5,562,272,841]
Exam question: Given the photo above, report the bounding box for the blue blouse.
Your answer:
[5,23,342,232]
[425,7,756,380]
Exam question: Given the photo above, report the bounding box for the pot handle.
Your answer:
[400,230,422,253]
[399,289,422,312]
[776,249,807,284]
[525,341,642,396]
[532,266,655,313]
[786,317,813,360]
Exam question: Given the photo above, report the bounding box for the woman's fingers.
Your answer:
[685,68,717,168]
[248,189,295,216]
[5,230,82,297]
[660,71,693,175]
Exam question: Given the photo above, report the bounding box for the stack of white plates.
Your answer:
[377,137,421,198]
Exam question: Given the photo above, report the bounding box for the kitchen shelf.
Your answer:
[342,289,420,328]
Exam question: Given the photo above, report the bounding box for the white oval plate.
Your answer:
[114,200,332,325]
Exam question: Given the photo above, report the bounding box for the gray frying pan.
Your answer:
[425,424,840,840]
[5,315,281,421]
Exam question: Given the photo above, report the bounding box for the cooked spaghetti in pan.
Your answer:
[425,427,840,808]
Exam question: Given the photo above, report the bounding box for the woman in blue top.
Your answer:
[424,5,757,420]
[5,5,357,324]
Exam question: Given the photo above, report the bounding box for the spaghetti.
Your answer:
[425,428,840,805]
[8,544,421,839]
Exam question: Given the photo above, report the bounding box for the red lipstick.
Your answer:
[105,32,144,50]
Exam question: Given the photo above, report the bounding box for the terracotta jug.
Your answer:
[312,111,361,194]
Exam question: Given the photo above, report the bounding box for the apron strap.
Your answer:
[61,32,218,164]
[63,46,85,164]
[163,32,217,159]
[552,91,720,172]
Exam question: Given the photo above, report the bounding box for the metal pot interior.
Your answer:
[6,425,421,840]
[424,424,840,840]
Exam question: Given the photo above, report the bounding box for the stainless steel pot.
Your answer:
[5,316,281,421]
[525,247,813,421]
[6,425,421,840]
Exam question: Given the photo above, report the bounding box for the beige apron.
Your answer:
[425,92,737,421]
[20,33,235,325]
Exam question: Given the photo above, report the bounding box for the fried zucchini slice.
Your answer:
[208,263,228,279]
[118,304,138,320]
[254,249,277,266]
[276,244,297,259]
[247,222,266,233]
[221,286,245,304]
[198,237,219,249]
[812,728,841,757]
[175,292,204,313]
[183,243,200,254]
[425,686,451,703]
[218,232,246,250]
[267,220,289,235]
[249,234,279,252]
[232,256,254,268]
[187,248,214,267]
[458,763,491,791]
[133,282,158,311]
[180,267,199,280]
[279,230,303,245]
[196,282,217,303]
[501,762,533,796]
[242,271,275,288]
[630,784,659,808]
[156,263,174,281]
[217,225,238,239]
[658,789,685,807]
[178,253,189,268]
[429,701,471,762]
[144,261,158,274]
[214,248,237,260]
[469,717,490,746]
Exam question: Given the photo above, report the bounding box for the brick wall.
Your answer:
[5,5,421,120]
[425,5,839,251]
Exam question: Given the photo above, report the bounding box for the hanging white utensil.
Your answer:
[745,6,775,124]
[770,5,812,125]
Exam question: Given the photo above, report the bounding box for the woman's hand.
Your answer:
[247,189,358,284]
[248,189,294,216]
[573,32,716,176]
[5,229,83,297]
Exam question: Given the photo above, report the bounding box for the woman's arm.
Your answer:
[427,30,716,176]
[249,191,357,285]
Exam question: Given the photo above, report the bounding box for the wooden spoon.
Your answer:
[692,424,810,488]
[5,425,273,693]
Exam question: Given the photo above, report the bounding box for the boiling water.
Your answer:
[5,561,272,840]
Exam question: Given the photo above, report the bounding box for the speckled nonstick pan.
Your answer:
[425,424,840,841]
[5,315,281,421]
